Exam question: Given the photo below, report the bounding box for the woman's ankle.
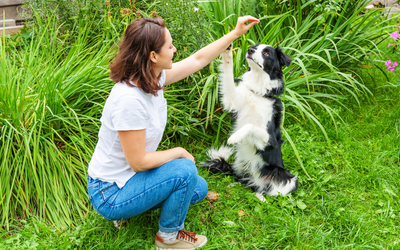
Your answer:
[157,230,178,242]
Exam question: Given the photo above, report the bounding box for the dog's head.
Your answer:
[246,44,291,80]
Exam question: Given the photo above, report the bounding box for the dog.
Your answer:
[202,43,298,200]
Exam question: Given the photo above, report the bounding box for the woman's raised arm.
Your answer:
[164,15,259,85]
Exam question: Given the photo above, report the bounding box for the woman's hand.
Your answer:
[177,147,195,163]
[233,15,260,38]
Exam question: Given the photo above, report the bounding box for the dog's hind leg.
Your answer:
[260,166,298,197]
[255,192,267,203]
[227,124,269,149]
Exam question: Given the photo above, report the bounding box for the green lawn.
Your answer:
[1,76,399,249]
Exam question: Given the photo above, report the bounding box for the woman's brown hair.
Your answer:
[109,18,166,96]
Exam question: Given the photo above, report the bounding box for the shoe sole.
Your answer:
[155,238,207,250]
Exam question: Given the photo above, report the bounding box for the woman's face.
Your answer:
[153,28,176,71]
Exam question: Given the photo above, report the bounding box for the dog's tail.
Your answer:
[201,146,235,175]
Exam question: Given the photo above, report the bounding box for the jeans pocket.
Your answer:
[99,181,119,206]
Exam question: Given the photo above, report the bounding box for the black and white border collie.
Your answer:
[202,44,298,200]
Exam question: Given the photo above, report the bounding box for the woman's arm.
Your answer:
[118,130,194,172]
[164,15,259,85]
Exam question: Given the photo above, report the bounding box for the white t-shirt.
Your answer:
[88,70,167,188]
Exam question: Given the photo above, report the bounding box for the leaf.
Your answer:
[296,200,307,210]
[238,210,246,217]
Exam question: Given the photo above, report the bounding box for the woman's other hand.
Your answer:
[177,147,195,163]
[233,15,260,38]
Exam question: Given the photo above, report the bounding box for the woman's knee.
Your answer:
[171,158,198,179]
[195,176,208,201]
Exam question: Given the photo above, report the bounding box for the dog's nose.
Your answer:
[247,48,256,55]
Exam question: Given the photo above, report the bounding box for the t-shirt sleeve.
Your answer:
[111,95,148,131]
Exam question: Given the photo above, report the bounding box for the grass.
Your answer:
[1,74,398,249]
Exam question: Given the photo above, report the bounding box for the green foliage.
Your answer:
[24,0,105,37]
[24,0,149,43]
[155,0,209,55]
[313,0,348,25]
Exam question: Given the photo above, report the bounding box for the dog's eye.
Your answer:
[263,52,269,56]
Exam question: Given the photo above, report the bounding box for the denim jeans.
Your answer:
[87,158,208,233]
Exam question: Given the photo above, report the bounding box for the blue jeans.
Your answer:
[87,159,208,233]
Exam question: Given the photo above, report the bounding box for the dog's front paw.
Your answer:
[261,133,269,144]
[254,140,267,150]
[251,131,269,150]
[227,133,242,145]
[222,43,233,65]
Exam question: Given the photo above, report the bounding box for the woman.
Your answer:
[87,15,259,249]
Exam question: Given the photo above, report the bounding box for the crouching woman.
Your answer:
[87,15,259,249]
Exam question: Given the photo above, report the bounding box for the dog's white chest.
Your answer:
[236,91,275,128]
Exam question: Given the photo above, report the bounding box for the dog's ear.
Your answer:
[276,47,291,67]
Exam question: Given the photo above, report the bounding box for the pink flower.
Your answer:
[385,60,398,72]
[388,43,391,47]
[391,31,399,39]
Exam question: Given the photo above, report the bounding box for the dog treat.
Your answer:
[205,191,219,202]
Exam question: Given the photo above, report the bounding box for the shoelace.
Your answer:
[177,230,198,243]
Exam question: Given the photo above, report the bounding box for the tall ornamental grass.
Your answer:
[198,0,393,176]
[0,12,122,229]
